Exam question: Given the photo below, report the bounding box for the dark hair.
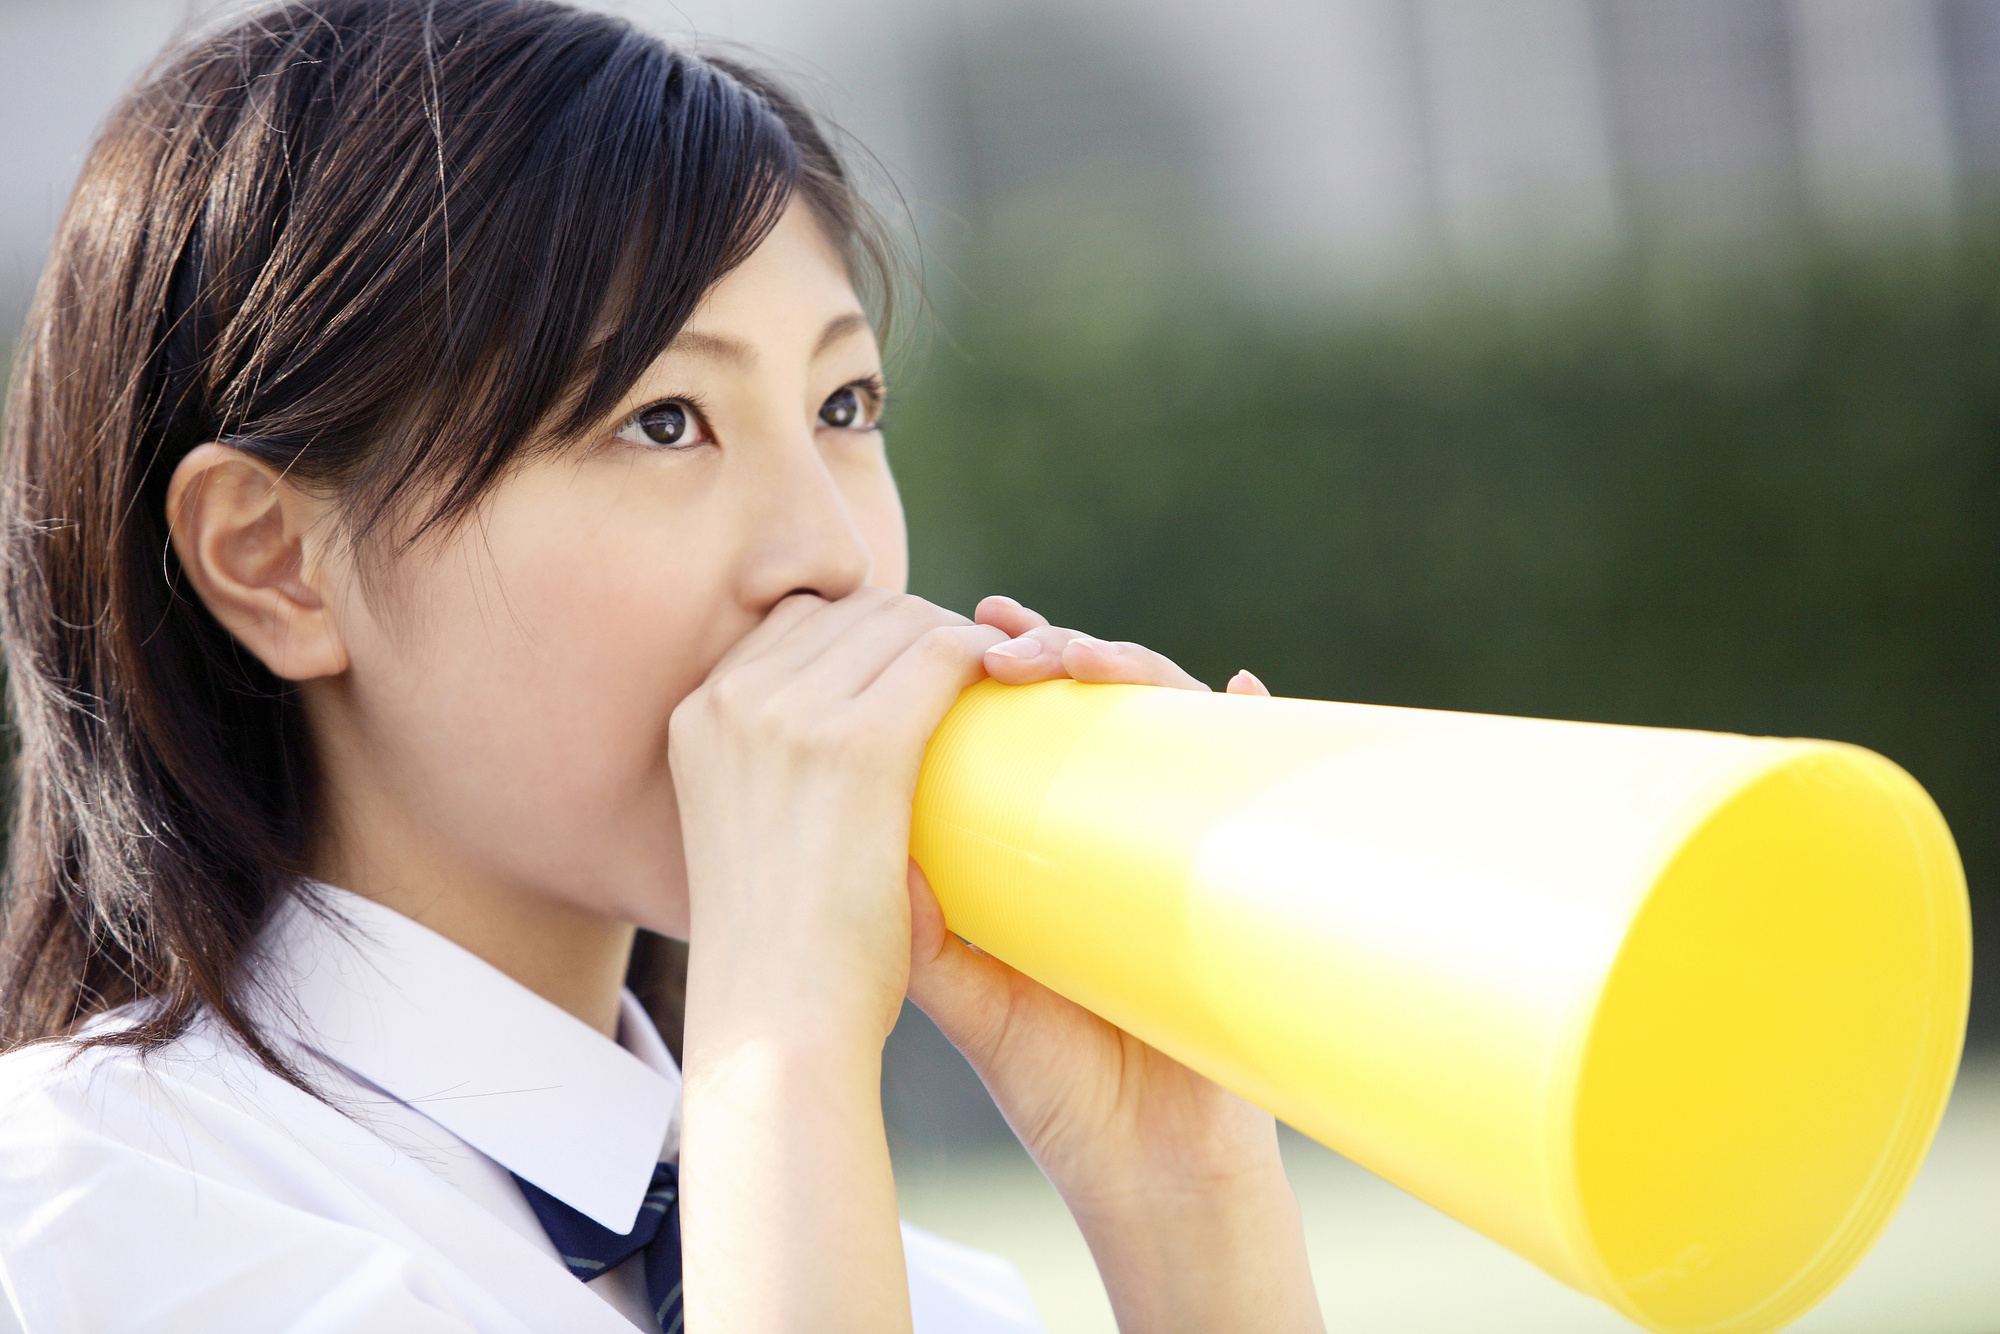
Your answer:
[0,0,889,1078]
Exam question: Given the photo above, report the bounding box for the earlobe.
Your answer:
[165,443,349,681]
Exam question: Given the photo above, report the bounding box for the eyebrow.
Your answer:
[813,311,873,357]
[667,330,754,367]
[665,312,873,368]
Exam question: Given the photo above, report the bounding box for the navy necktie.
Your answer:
[513,1163,683,1333]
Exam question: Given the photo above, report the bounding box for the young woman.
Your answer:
[0,2,1323,1330]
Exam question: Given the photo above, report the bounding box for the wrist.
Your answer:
[1067,1158,1323,1334]
[679,838,912,1046]
[1063,1148,1288,1249]
[681,929,903,1056]
[680,1018,885,1130]
[677,979,912,1334]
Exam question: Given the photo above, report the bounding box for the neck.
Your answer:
[310,814,635,1041]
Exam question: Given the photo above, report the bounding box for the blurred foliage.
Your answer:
[892,226,1999,1040]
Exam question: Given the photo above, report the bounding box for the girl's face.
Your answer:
[301,203,903,938]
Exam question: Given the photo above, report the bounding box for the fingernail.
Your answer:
[1231,668,1268,691]
[1069,635,1122,655]
[986,595,1022,609]
[987,636,1042,660]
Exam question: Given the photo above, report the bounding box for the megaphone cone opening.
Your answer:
[1571,746,1970,1333]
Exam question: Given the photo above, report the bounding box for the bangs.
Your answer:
[165,1,810,544]
[459,44,805,455]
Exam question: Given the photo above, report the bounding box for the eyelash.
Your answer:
[615,375,890,448]
[612,393,715,452]
[830,374,889,430]
[848,374,887,413]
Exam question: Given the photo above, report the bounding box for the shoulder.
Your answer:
[0,1006,427,1216]
[0,1011,322,1164]
[0,1014,358,1240]
[901,1220,1045,1333]
[0,1021,483,1333]
[0,1023,200,1158]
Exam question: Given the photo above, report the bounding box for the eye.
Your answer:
[613,400,710,449]
[818,379,883,431]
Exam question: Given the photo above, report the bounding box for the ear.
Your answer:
[166,443,349,681]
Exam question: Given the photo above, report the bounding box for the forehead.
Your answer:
[679,202,869,347]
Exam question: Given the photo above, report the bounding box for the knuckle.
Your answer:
[704,671,752,716]
[892,592,965,629]
[780,712,855,765]
[915,625,978,668]
[758,684,848,752]
[671,685,710,728]
[749,687,805,742]
[888,593,936,626]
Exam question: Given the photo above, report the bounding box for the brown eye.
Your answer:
[819,378,885,431]
[819,386,863,429]
[614,400,710,450]
[638,403,690,444]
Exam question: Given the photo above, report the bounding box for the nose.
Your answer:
[735,437,872,611]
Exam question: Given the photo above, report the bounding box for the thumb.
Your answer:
[906,860,1018,1065]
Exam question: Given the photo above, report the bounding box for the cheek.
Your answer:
[843,454,908,593]
[337,484,725,925]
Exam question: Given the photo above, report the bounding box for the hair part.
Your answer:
[0,0,891,1078]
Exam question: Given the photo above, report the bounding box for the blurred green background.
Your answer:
[891,222,1997,1046]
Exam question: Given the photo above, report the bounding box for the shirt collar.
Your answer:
[255,882,680,1233]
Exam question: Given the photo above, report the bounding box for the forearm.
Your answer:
[1068,1156,1323,1334]
[678,979,911,1334]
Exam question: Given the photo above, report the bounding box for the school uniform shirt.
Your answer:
[0,884,1045,1333]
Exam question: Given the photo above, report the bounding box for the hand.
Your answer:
[906,597,1323,1334]
[669,588,1006,1334]
[671,588,1004,1038]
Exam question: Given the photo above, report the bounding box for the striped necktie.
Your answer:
[513,1162,682,1333]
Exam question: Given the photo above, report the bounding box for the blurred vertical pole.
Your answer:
[1410,0,1622,282]
[1128,0,1440,295]
[1936,0,2000,207]
[1591,0,1806,281]
[0,0,191,338]
[1787,0,1957,241]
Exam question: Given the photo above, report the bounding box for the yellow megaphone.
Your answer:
[910,680,1970,1334]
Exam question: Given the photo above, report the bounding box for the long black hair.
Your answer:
[0,0,891,1077]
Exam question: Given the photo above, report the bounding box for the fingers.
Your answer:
[974,595,1049,639]
[858,621,1006,738]
[978,595,1074,684]
[1060,636,1210,691]
[704,589,978,715]
[748,588,970,685]
[699,589,833,680]
[982,624,1078,684]
[905,861,1017,1066]
[794,596,985,702]
[980,597,1216,693]
[978,592,1269,698]
[1226,669,1272,697]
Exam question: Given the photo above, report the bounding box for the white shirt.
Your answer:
[0,886,1044,1333]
